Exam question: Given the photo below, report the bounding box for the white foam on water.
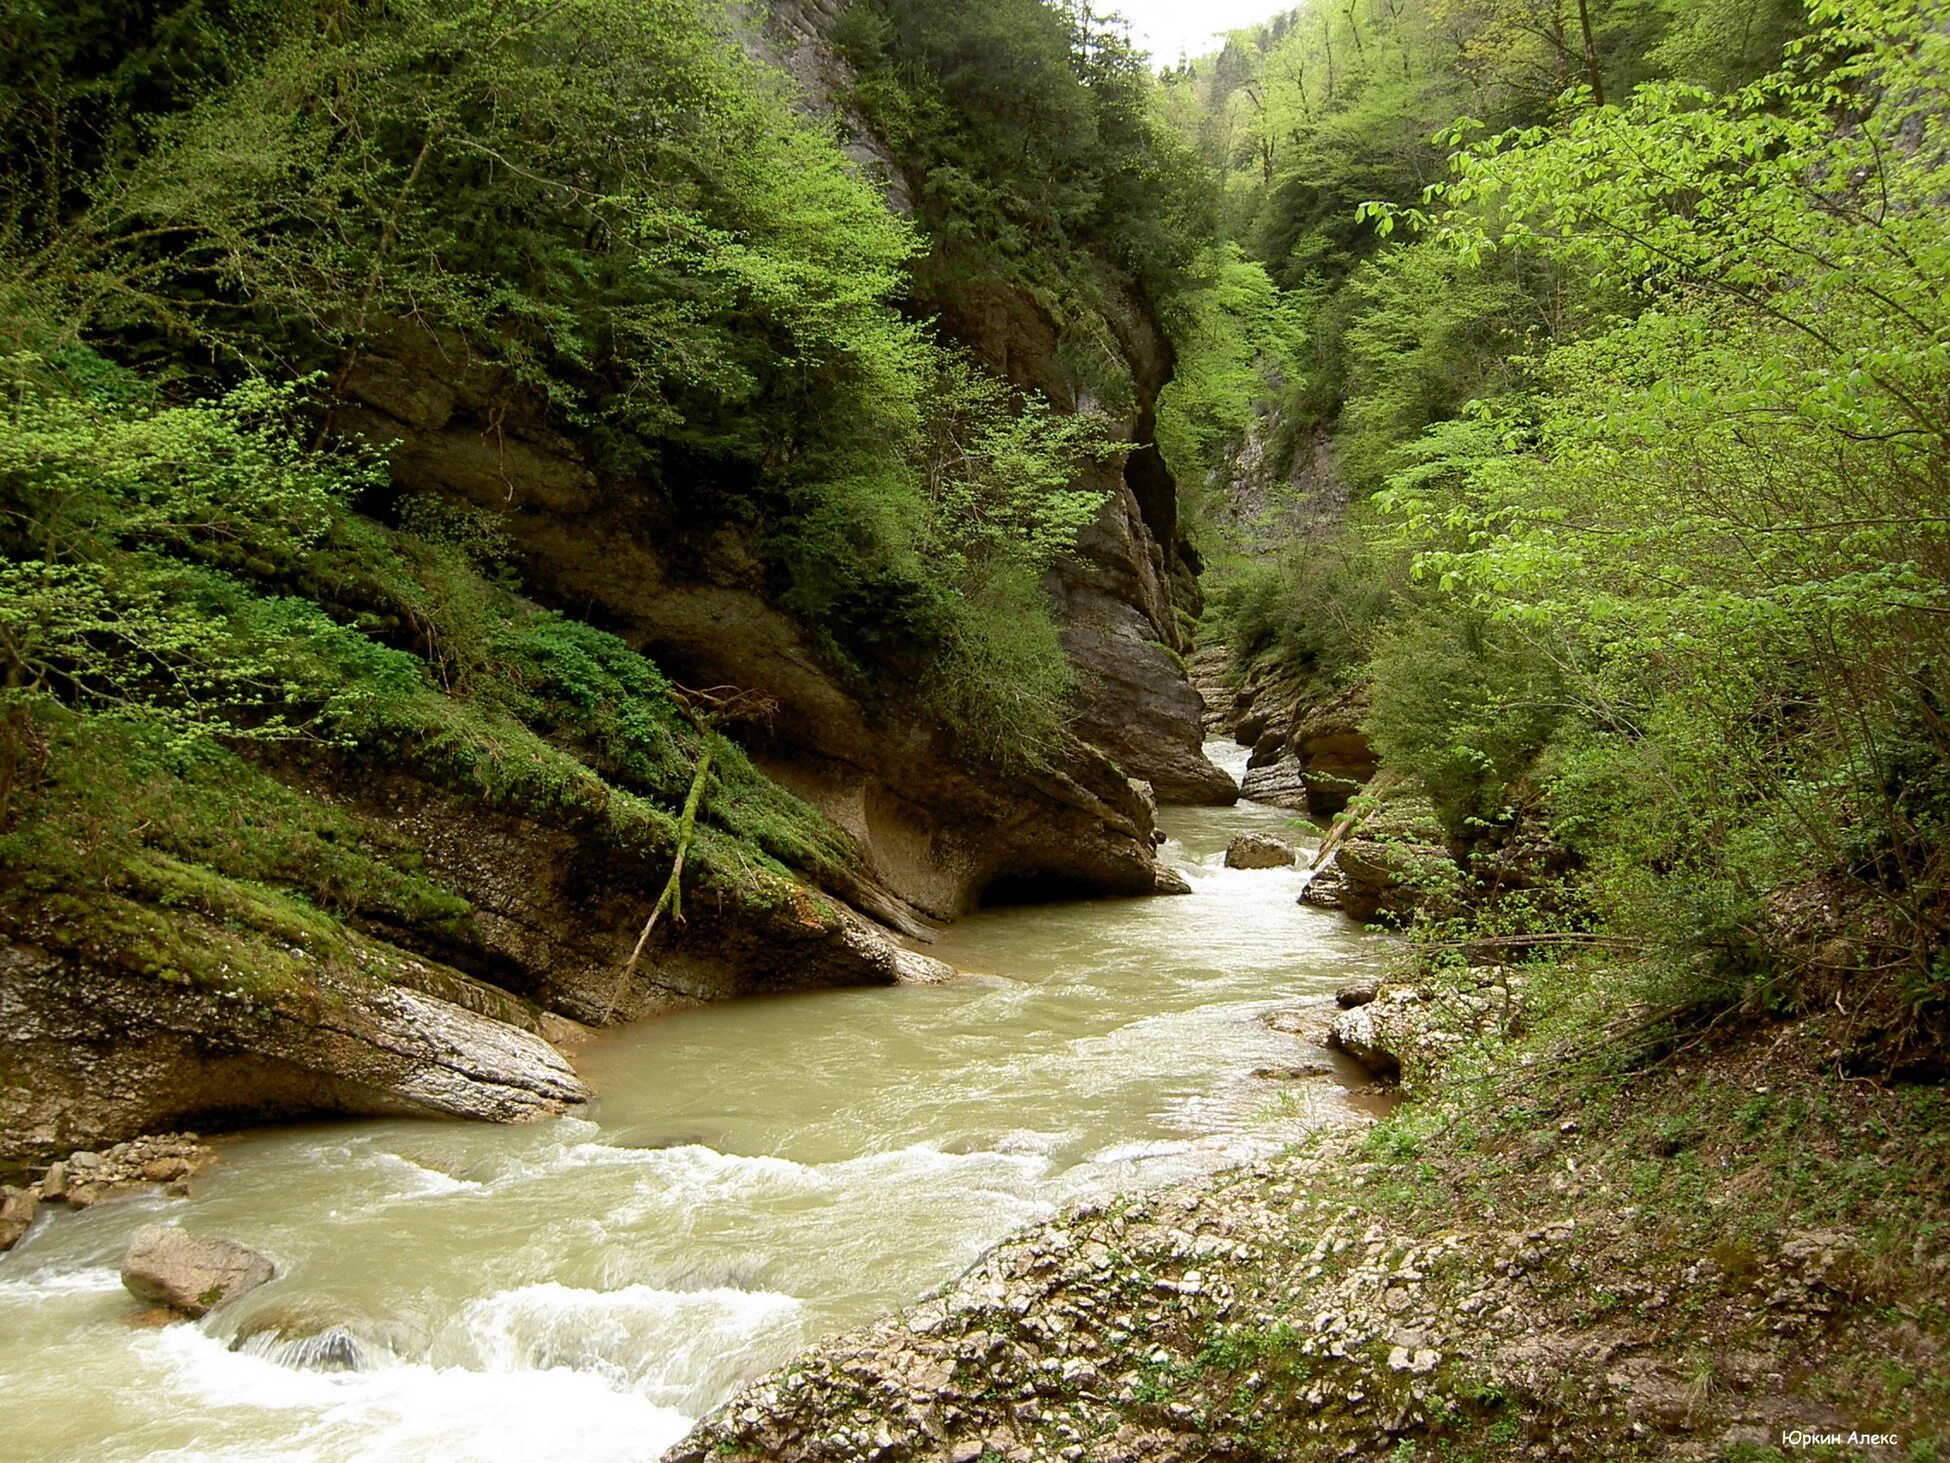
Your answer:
[989,1128,1069,1157]
[1083,1136,1199,1165]
[1,729,1397,1463]
[367,1150,488,1198]
[135,1321,694,1463]
[599,1139,1053,1223]
[840,1141,1049,1183]
[600,1139,817,1182]
[0,1264,126,1300]
[450,1280,806,1415]
[1203,738,1253,783]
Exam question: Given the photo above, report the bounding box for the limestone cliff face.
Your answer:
[754,0,1234,807]
[336,331,1168,926]
[0,0,1221,1165]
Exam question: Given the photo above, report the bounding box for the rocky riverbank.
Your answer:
[0,1132,216,1251]
[667,983,1948,1462]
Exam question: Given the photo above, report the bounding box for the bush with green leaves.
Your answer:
[837,0,1213,317]
[1362,0,1950,1027]
[1208,530,1401,687]
[0,355,383,741]
[1364,612,1567,837]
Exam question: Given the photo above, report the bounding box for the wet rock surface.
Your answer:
[0,1185,36,1250]
[121,1224,275,1317]
[1222,675,1378,819]
[1222,833,1297,870]
[1298,861,1347,910]
[1330,788,1456,927]
[7,1132,218,1230]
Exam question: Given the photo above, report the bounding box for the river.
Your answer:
[0,743,1387,1462]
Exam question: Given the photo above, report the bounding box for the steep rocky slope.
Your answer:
[336,329,1175,927]
[758,0,1233,808]
[0,0,1223,1164]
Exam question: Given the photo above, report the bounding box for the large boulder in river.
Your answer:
[1224,833,1297,870]
[122,1225,275,1316]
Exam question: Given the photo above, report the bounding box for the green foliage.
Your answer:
[1334,244,1562,491]
[0,0,1152,769]
[1365,612,1566,835]
[1180,0,1947,1052]
[1209,530,1400,687]
[0,353,385,741]
[840,0,1213,309]
[1642,0,1806,90]
[8,0,923,446]
[1155,245,1304,487]
[911,358,1112,582]
[917,563,1080,766]
[1158,0,1805,458]
[0,697,472,1000]
[1367,0,1950,1025]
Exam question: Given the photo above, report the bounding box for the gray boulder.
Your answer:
[121,1225,275,1316]
[1335,979,1380,1009]
[1223,832,1296,870]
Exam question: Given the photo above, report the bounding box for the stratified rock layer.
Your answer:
[0,939,590,1161]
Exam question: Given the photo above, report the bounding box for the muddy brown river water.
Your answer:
[0,743,1388,1461]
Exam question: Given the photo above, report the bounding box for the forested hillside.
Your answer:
[0,0,1226,1153]
[1170,0,1949,1074]
[2,2,1947,1458]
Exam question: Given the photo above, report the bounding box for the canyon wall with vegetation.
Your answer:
[0,0,1229,1160]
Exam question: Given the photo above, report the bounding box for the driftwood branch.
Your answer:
[600,682,779,1023]
[602,742,712,1024]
